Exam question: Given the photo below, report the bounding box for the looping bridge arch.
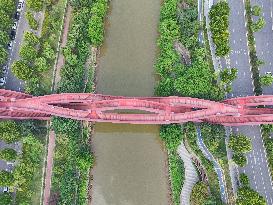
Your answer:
[1,89,273,126]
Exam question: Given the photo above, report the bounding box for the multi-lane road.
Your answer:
[222,0,273,203]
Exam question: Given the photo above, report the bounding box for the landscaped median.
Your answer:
[209,1,230,57]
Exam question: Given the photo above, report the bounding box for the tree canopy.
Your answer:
[236,186,266,205]
[0,170,14,186]
[0,121,21,143]
[12,60,34,81]
[0,148,17,161]
[228,134,252,153]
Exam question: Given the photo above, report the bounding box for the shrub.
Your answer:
[251,17,266,32]
[252,5,262,16]
[190,182,209,205]
[239,173,249,187]
[260,73,273,86]
[25,11,38,30]
[26,0,43,11]
[232,153,247,167]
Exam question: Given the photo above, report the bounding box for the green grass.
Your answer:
[31,148,45,204]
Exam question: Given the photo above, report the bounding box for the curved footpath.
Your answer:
[196,125,228,203]
[177,141,199,205]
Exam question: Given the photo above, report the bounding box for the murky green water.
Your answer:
[92,0,170,204]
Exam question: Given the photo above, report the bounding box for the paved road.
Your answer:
[3,4,29,92]
[225,0,273,203]
[0,2,28,193]
[251,0,273,94]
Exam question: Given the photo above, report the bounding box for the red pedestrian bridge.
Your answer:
[1,89,273,126]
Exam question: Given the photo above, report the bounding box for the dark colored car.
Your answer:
[14,11,20,20]
[10,30,16,40]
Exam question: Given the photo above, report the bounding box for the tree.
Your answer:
[0,170,13,186]
[233,153,247,167]
[11,60,34,81]
[252,5,262,16]
[34,57,48,72]
[228,134,252,153]
[0,46,8,65]
[239,173,249,187]
[26,0,43,11]
[252,17,266,32]
[260,74,273,86]
[88,15,104,46]
[0,148,17,161]
[19,44,38,63]
[42,42,54,60]
[220,68,238,84]
[0,31,9,46]
[0,11,12,31]
[25,11,38,30]
[0,193,12,204]
[0,0,15,16]
[23,31,39,46]
[236,186,266,205]
[0,121,21,143]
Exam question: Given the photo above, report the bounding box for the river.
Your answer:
[91,0,170,204]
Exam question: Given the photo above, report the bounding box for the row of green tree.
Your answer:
[0,0,16,74]
[0,120,44,204]
[50,0,104,203]
[209,1,230,57]
[261,124,273,176]
[11,0,68,95]
[160,124,184,205]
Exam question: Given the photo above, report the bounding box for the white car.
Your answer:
[3,187,9,193]
[12,22,18,30]
[266,71,272,75]
[7,41,13,50]
[3,65,7,74]
[0,77,6,86]
[17,2,23,12]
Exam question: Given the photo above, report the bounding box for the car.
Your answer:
[0,77,5,86]
[7,41,13,49]
[266,71,272,75]
[17,2,23,12]
[12,22,18,30]
[14,11,20,20]
[10,30,16,40]
[3,187,9,193]
[3,65,7,73]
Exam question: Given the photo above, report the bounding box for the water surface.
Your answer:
[92,0,170,204]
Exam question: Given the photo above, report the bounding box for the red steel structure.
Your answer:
[1,89,273,126]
